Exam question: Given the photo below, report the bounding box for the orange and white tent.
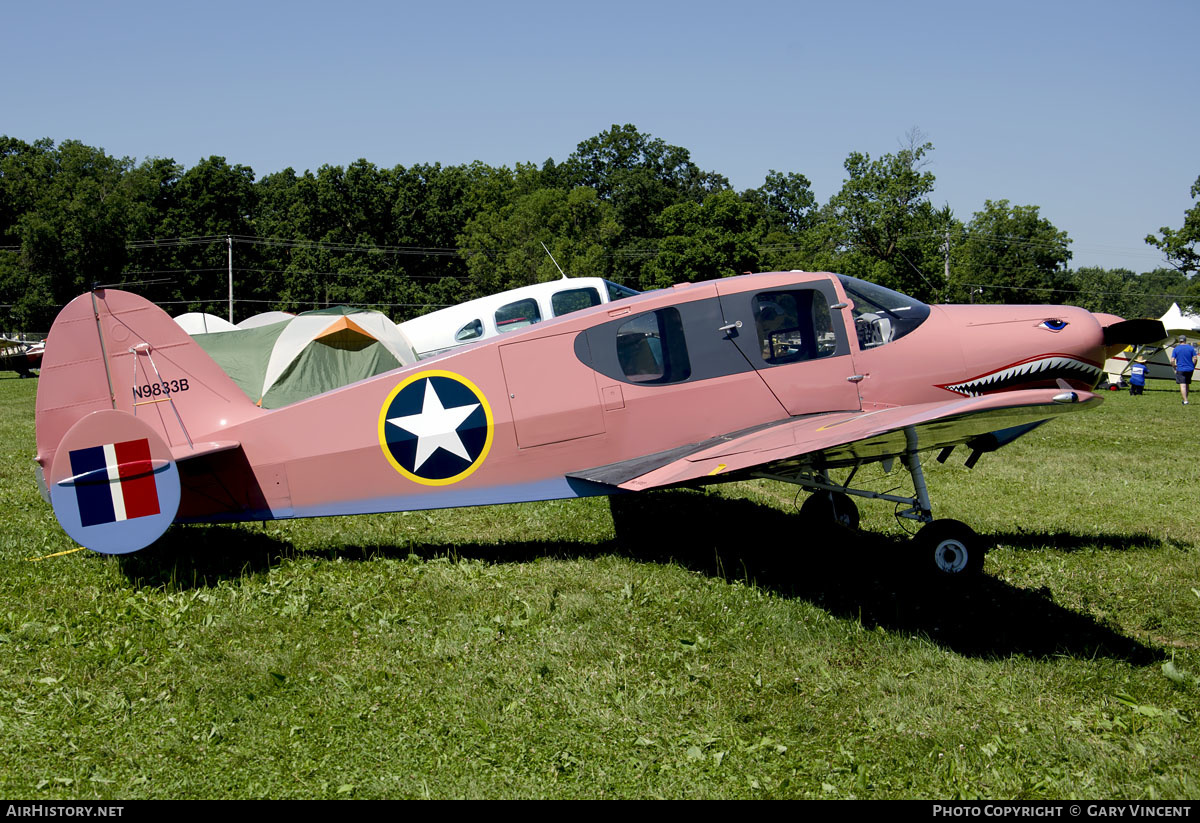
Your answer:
[188,306,417,408]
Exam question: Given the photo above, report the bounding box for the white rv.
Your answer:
[398,277,639,359]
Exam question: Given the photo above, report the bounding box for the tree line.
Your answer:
[1,125,1197,332]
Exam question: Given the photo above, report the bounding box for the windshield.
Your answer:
[836,275,930,349]
[605,281,640,302]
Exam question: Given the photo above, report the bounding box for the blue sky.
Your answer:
[3,0,1196,271]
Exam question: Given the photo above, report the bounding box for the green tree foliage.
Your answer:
[1049,267,1192,318]
[743,170,818,234]
[128,156,259,315]
[949,200,1072,304]
[559,124,729,284]
[0,138,175,328]
[641,190,764,289]
[458,186,620,296]
[740,170,830,274]
[822,137,949,301]
[232,161,513,319]
[6,127,1193,335]
[1134,267,1195,315]
[1146,173,1200,277]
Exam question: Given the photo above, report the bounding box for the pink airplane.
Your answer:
[33,272,1163,579]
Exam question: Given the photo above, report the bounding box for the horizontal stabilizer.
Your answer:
[170,440,242,462]
[47,410,182,554]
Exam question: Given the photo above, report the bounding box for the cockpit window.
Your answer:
[836,275,930,349]
[454,319,483,342]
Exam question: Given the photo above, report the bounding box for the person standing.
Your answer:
[1170,335,1197,405]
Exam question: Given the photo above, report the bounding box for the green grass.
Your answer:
[1,373,1197,799]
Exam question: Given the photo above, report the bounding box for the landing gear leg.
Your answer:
[754,430,987,581]
[902,428,985,581]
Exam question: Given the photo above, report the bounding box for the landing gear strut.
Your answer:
[754,426,986,582]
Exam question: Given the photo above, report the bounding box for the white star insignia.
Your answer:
[387,379,480,471]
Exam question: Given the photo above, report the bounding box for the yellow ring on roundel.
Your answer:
[377,370,494,486]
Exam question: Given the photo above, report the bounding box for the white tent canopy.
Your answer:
[1160,303,1200,337]
[174,312,238,334]
[237,311,295,330]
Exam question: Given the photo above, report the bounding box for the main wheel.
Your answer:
[799,490,860,530]
[913,519,984,579]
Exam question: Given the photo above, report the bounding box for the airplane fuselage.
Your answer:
[34,271,1123,556]
[169,273,1107,520]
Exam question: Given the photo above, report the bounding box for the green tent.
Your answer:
[192,307,418,408]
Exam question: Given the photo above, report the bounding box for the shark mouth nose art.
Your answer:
[941,355,1101,397]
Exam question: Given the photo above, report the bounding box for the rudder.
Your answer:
[35,289,260,482]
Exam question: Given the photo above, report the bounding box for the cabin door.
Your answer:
[714,277,862,416]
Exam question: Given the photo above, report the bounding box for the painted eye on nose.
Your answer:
[1039,319,1068,332]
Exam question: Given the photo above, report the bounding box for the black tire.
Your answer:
[913,519,984,579]
[799,490,860,531]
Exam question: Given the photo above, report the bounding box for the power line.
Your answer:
[116,267,469,280]
[963,282,1195,300]
[159,298,453,309]
[119,231,1180,271]
[125,234,471,256]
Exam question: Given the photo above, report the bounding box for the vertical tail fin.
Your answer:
[35,289,261,475]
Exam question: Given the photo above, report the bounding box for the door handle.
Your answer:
[718,320,742,333]
[847,374,866,383]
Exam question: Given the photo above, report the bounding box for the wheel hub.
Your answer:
[934,539,969,573]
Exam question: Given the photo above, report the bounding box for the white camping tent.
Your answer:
[174,312,238,334]
[190,306,418,408]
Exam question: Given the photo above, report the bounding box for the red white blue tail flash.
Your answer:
[69,439,162,526]
[48,411,180,554]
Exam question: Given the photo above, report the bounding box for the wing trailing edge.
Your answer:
[570,388,1100,492]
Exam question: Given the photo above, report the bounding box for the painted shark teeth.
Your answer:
[944,357,1101,397]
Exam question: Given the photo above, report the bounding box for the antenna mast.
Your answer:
[541,242,569,279]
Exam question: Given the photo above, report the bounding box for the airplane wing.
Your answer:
[570,388,1099,491]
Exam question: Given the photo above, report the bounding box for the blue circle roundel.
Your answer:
[377,371,493,486]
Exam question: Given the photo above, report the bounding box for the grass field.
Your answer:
[1,373,1197,799]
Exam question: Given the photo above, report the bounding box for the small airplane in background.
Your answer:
[397,275,641,358]
[1,335,45,377]
[33,271,1163,580]
[1103,302,1200,386]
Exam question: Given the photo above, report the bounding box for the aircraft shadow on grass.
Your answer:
[989,530,1189,552]
[117,525,298,588]
[118,489,1161,665]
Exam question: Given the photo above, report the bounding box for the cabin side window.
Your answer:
[551,287,601,317]
[616,308,691,384]
[753,290,837,365]
[495,298,542,333]
[455,319,483,342]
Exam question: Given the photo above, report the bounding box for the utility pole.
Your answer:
[943,227,951,285]
[227,235,234,323]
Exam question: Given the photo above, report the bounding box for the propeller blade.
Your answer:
[1103,318,1167,346]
